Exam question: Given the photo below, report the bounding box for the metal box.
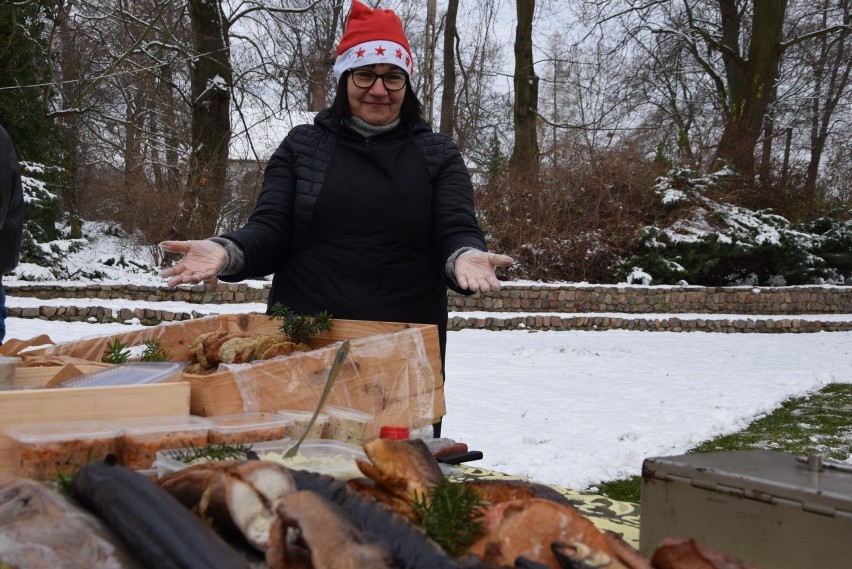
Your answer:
[640,450,852,568]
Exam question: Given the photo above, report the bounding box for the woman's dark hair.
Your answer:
[330,70,424,125]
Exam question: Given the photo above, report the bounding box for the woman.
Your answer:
[161,0,512,435]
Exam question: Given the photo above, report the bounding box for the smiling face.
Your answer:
[346,64,407,126]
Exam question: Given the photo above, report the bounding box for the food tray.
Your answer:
[154,438,367,480]
[153,437,293,477]
[257,439,368,480]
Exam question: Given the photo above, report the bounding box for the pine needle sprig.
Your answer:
[140,339,170,362]
[102,339,131,364]
[411,479,486,557]
[171,442,254,464]
[269,303,333,344]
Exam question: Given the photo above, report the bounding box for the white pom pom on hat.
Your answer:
[333,0,415,81]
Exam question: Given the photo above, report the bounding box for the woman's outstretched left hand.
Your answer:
[454,250,514,292]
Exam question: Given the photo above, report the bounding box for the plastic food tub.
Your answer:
[0,356,21,387]
[325,405,375,446]
[6,420,122,479]
[276,409,329,440]
[109,415,211,470]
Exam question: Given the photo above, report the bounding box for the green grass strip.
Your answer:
[588,382,852,504]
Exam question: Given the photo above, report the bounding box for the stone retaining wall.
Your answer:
[6,283,852,332]
[7,303,852,333]
[7,282,852,313]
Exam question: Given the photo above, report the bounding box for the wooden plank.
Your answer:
[0,382,191,474]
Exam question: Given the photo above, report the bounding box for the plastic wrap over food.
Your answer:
[220,327,438,438]
[0,474,144,568]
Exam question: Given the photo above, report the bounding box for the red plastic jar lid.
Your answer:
[379,426,410,440]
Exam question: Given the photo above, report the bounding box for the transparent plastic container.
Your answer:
[57,361,186,388]
[6,420,122,479]
[207,412,290,445]
[110,415,211,470]
[276,409,329,440]
[0,356,21,386]
[257,439,368,480]
[325,405,375,446]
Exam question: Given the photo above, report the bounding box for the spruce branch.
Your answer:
[411,479,486,557]
[269,303,333,344]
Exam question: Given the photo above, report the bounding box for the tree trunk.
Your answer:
[715,0,788,181]
[439,0,459,137]
[802,0,852,202]
[307,1,343,112]
[508,0,539,181]
[56,0,82,239]
[758,84,777,189]
[421,0,437,126]
[175,0,233,240]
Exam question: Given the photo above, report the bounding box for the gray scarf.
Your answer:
[346,116,400,138]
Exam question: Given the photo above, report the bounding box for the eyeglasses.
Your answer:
[350,69,407,92]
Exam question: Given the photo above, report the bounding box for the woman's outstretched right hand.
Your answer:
[159,240,228,287]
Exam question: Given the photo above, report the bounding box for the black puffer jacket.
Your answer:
[220,110,487,362]
[0,125,24,278]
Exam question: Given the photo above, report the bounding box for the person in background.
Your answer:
[159,0,513,436]
[0,124,25,345]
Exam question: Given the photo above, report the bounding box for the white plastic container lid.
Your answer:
[325,405,374,422]
[276,409,329,423]
[6,420,122,443]
[109,415,211,434]
[57,361,186,388]
[207,412,290,433]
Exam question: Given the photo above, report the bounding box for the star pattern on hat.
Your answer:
[356,48,365,58]
[375,45,385,55]
[395,48,402,59]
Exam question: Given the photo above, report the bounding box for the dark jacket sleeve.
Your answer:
[424,133,488,294]
[218,136,298,281]
[0,126,25,275]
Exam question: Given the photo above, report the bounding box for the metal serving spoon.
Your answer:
[284,339,350,458]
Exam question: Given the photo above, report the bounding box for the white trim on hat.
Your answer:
[333,40,414,81]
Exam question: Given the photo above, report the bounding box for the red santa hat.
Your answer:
[333,0,414,81]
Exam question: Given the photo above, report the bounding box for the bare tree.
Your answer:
[795,0,852,202]
[509,0,539,180]
[439,0,459,137]
[582,0,852,207]
[421,0,437,125]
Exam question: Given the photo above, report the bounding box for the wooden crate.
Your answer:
[0,382,191,474]
[28,315,446,439]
